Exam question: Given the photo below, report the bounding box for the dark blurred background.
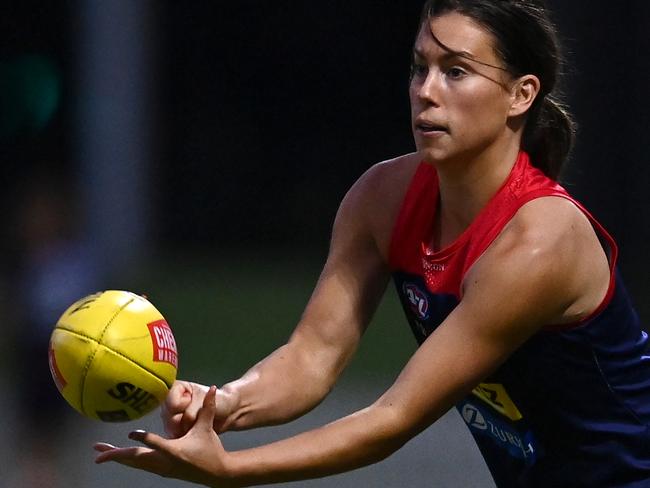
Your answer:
[1,1,648,487]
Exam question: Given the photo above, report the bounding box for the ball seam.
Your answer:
[56,323,174,390]
[78,297,135,416]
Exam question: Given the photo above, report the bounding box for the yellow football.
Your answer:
[48,290,178,422]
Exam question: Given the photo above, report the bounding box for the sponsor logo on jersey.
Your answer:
[147,319,178,368]
[422,260,446,272]
[472,383,523,421]
[460,401,537,466]
[48,342,66,390]
[402,282,430,320]
[462,403,488,430]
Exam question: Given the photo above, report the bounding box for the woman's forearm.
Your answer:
[224,402,409,486]
[219,337,348,432]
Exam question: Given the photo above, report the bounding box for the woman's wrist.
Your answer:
[212,450,254,488]
[215,383,242,432]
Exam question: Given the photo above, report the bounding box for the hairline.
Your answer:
[414,16,511,74]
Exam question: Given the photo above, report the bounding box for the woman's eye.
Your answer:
[446,67,467,79]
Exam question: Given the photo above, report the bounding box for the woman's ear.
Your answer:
[508,74,541,117]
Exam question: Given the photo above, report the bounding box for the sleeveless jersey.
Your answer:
[389,152,650,487]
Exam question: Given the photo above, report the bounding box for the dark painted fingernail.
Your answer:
[129,429,146,439]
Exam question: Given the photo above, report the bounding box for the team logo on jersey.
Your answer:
[402,283,430,320]
[472,383,523,421]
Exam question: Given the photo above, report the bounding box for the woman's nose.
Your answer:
[416,70,441,106]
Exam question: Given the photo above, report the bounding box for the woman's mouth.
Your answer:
[414,116,448,134]
[416,122,448,135]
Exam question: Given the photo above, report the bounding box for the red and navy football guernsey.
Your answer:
[389,151,650,487]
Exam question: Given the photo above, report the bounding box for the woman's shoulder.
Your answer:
[339,152,424,259]
[351,152,423,205]
[469,195,611,324]
[484,196,604,272]
[505,196,597,245]
[364,152,423,183]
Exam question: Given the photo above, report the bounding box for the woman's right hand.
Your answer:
[162,380,239,438]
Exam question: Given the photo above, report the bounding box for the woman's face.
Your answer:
[409,12,516,164]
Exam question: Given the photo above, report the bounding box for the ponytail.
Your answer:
[522,96,576,180]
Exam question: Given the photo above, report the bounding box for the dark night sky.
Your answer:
[158,1,422,248]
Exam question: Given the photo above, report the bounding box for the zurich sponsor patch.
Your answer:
[460,401,538,466]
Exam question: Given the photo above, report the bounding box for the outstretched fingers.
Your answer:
[94,429,172,464]
[128,429,171,451]
[94,438,175,477]
[93,387,224,483]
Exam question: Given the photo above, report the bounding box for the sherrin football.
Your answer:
[48,290,178,422]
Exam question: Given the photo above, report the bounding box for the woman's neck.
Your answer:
[431,142,521,250]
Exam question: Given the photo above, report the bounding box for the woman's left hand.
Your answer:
[94,386,237,487]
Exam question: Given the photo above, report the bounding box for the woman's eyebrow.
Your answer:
[413,34,510,88]
[413,48,474,68]
[413,45,473,58]
[423,30,508,72]
[413,46,507,74]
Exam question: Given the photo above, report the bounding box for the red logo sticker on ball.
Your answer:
[147,319,178,368]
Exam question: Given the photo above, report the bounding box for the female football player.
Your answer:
[95,1,650,486]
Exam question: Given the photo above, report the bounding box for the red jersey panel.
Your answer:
[389,151,616,302]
